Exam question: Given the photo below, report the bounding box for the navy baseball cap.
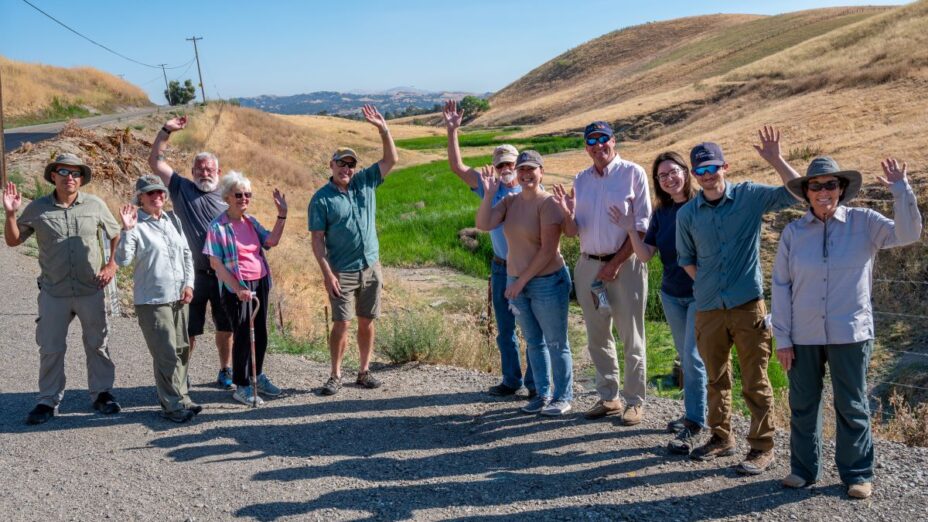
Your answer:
[690,142,726,169]
[584,121,614,140]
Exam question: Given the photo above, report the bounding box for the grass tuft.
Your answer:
[376,311,453,364]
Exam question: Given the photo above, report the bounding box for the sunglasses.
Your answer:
[693,165,722,176]
[585,135,611,146]
[234,192,253,199]
[54,168,83,178]
[143,190,166,198]
[657,168,684,181]
[335,159,357,168]
[807,180,840,192]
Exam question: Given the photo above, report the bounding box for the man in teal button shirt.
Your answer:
[676,128,800,475]
[309,105,397,396]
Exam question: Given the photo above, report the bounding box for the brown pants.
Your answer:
[695,299,774,451]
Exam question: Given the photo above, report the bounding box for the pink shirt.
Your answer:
[230,219,267,281]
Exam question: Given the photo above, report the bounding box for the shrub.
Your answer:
[873,391,928,447]
[376,311,453,364]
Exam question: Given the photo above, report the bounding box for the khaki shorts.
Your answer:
[330,263,382,322]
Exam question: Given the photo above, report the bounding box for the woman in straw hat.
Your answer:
[116,174,199,423]
[771,156,922,499]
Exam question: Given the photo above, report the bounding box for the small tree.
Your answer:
[458,95,490,122]
[165,79,197,106]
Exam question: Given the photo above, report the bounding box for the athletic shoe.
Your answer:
[782,474,809,489]
[217,368,234,390]
[92,392,121,415]
[232,386,264,406]
[26,404,56,425]
[186,403,203,415]
[691,434,737,461]
[355,371,382,389]
[540,400,572,416]
[487,383,520,396]
[255,374,281,396]
[521,396,551,414]
[666,416,686,433]
[161,409,195,423]
[667,423,702,455]
[320,376,342,396]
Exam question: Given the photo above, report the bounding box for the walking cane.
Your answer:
[249,295,261,408]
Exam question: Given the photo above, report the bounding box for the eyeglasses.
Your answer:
[234,192,253,199]
[335,159,357,168]
[693,165,722,176]
[807,180,840,192]
[585,135,611,146]
[657,168,684,181]
[54,168,83,178]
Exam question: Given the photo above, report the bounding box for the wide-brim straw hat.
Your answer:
[785,156,862,205]
[44,153,92,184]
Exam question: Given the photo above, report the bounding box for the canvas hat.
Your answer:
[44,153,92,184]
[332,148,359,162]
[584,121,614,140]
[785,156,862,205]
[515,150,544,168]
[690,142,726,169]
[132,174,168,206]
[492,144,518,167]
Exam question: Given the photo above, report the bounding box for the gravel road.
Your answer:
[1,243,926,521]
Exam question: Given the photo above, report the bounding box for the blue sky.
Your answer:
[0,0,905,103]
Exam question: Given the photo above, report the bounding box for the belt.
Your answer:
[492,256,507,266]
[196,268,216,276]
[583,253,615,262]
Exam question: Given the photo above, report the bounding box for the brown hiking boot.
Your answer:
[621,404,644,426]
[737,449,775,475]
[847,482,872,499]
[690,434,736,461]
[584,399,621,420]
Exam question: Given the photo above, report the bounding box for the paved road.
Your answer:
[3,106,164,151]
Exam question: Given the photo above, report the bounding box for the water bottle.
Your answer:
[591,279,612,316]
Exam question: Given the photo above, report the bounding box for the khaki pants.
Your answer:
[136,303,192,413]
[695,299,775,451]
[575,254,648,405]
[36,290,115,407]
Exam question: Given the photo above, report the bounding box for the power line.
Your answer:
[21,0,187,70]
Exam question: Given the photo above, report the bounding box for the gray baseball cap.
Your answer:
[515,150,544,168]
[132,174,168,205]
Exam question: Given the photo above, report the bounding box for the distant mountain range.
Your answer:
[236,88,490,118]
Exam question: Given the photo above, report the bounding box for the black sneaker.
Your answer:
[186,403,203,415]
[356,371,382,389]
[668,423,702,455]
[320,376,342,396]
[161,409,195,423]
[488,383,519,396]
[26,404,56,425]
[92,392,121,415]
[666,416,686,434]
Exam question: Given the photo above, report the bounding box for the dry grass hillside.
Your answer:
[0,56,152,124]
[477,6,891,127]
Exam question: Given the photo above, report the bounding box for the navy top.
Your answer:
[644,201,693,298]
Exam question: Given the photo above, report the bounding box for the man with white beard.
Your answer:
[149,116,234,389]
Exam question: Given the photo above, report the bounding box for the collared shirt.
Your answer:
[168,172,227,272]
[676,181,797,312]
[771,180,922,347]
[115,210,194,305]
[473,180,521,259]
[16,191,121,297]
[573,154,651,255]
[203,212,272,294]
[308,163,383,273]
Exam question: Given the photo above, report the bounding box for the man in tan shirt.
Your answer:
[3,153,122,425]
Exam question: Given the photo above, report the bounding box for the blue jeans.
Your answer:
[492,260,533,391]
[660,291,707,427]
[508,267,573,402]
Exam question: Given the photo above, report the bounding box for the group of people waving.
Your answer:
[444,100,921,499]
[3,100,921,500]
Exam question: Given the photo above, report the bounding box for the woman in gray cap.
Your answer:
[771,156,922,499]
[116,174,199,423]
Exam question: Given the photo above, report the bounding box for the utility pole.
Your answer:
[186,36,207,104]
[0,62,7,187]
[158,64,170,104]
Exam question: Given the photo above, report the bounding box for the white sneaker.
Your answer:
[233,386,265,406]
[540,399,572,416]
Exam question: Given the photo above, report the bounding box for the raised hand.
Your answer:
[362,104,388,132]
[608,202,636,233]
[273,188,288,217]
[479,165,500,197]
[119,204,138,230]
[551,183,575,217]
[442,99,463,131]
[3,182,22,213]
[164,115,188,133]
[752,125,783,164]
[879,157,907,186]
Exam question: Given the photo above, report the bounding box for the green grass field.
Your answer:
[394,129,584,155]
